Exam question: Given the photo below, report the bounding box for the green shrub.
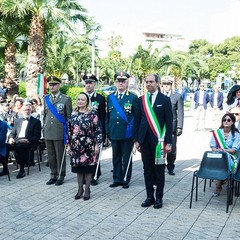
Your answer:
[66,87,84,106]
[18,82,27,98]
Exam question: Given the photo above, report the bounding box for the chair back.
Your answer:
[196,151,229,180]
[234,159,240,182]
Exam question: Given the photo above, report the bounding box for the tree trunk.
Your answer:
[4,43,18,97]
[26,14,45,97]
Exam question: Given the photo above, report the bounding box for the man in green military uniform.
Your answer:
[43,76,72,186]
[106,71,139,189]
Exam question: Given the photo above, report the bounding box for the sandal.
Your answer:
[212,192,220,197]
[212,186,222,197]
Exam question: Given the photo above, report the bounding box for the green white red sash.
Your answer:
[212,130,237,173]
[142,93,166,161]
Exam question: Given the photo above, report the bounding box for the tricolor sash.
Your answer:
[212,129,238,172]
[45,95,67,144]
[142,93,166,163]
[109,94,133,138]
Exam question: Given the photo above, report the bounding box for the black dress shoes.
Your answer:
[55,179,64,186]
[141,197,155,207]
[46,178,57,185]
[91,179,98,186]
[153,198,163,209]
[0,169,9,176]
[109,182,122,188]
[168,170,175,176]
[122,182,129,189]
[16,171,26,179]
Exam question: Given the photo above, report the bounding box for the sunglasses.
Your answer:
[162,83,172,85]
[223,118,232,122]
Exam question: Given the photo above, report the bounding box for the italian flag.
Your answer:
[37,73,47,97]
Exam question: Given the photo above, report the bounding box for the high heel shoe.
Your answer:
[74,190,84,200]
[83,190,90,201]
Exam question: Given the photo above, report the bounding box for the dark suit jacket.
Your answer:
[106,91,139,140]
[0,120,8,157]
[90,92,106,139]
[169,92,184,133]
[194,90,209,109]
[9,116,41,149]
[137,92,173,145]
[209,91,224,110]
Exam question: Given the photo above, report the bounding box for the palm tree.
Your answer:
[0,0,90,96]
[0,14,29,96]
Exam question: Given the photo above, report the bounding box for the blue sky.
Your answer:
[80,0,240,56]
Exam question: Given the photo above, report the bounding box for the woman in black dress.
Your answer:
[67,92,102,200]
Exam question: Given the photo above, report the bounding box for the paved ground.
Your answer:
[1,110,240,240]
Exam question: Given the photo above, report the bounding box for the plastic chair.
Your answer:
[233,161,240,197]
[189,151,232,213]
[0,155,10,181]
[27,144,41,175]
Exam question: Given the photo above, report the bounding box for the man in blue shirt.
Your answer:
[0,79,8,100]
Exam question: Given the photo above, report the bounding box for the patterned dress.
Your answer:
[68,111,102,173]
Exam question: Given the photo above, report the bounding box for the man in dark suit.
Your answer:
[106,71,139,189]
[6,103,41,178]
[43,76,72,186]
[83,73,106,185]
[0,119,8,176]
[135,74,173,209]
[161,76,184,175]
[209,85,223,129]
[193,83,209,130]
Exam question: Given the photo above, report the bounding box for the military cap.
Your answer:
[161,76,174,84]
[114,71,130,81]
[83,73,98,83]
[47,76,61,84]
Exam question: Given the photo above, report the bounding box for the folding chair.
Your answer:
[189,151,232,213]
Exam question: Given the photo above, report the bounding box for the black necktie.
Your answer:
[119,93,122,101]
[238,99,240,106]
[149,94,153,104]
[52,95,56,103]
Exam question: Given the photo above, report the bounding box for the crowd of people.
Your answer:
[1,73,240,207]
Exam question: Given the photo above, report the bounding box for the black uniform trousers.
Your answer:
[166,133,177,171]
[141,132,165,199]
[111,139,133,184]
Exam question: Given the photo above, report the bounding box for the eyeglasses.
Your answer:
[223,118,232,122]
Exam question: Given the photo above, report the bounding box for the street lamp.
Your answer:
[91,37,95,74]
[89,33,96,75]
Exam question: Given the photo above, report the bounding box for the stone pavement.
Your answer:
[1,110,240,240]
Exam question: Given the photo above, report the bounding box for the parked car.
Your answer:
[101,85,117,95]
